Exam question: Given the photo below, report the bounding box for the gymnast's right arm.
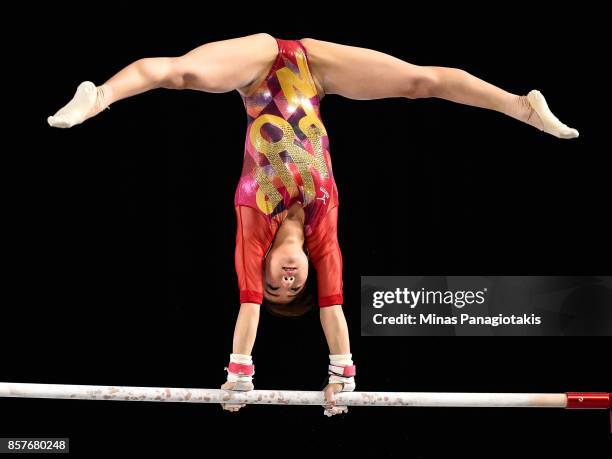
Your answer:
[220,206,273,412]
[47,32,279,128]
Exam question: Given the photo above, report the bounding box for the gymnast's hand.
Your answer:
[220,381,253,413]
[323,354,356,417]
[323,383,348,417]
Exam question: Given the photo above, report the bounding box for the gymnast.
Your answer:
[47,33,578,416]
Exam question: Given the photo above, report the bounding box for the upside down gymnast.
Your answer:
[47,33,579,417]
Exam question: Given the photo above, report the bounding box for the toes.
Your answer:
[48,115,70,128]
[567,128,579,139]
[559,126,579,139]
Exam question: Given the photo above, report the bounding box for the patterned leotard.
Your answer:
[234,37,343,307]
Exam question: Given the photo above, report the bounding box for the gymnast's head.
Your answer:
[262,239,317,317]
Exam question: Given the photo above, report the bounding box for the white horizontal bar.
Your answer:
[0,383,567,408]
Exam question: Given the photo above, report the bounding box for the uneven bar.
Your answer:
[0,383,572,407]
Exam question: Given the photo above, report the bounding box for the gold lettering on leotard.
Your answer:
[251,115,299,198]
[251,115,317,208]
[250,49,331,215]
[304,125,329,179]
[276,49,327,139]
[254,167,283,216]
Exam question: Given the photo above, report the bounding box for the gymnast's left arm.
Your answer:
[306,207,355,416]
[320,305,356,416]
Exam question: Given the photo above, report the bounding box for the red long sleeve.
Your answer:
[234,206,276,305]
[306,206,344,307]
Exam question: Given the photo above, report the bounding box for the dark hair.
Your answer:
[263,262,318,318]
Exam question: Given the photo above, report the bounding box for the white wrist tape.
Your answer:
[226,373,253,384]
[226,354,254,385]
[329,354,353,366]
[230,354,253,365]
[329,377,355,392]
[328,354,356,392]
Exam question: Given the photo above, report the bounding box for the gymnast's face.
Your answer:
[263,244,309,304]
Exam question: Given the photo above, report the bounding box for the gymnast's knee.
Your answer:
[156,57,204,91]
[164,56,226,92]
[158,57,190,90]
[402,68,441,99]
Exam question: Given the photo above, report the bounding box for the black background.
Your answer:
[2,4,610,457]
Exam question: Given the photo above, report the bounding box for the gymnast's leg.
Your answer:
[48,33,278,128]
[301,38,578,139]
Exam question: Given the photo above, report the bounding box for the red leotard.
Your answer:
[234,37,343,307]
